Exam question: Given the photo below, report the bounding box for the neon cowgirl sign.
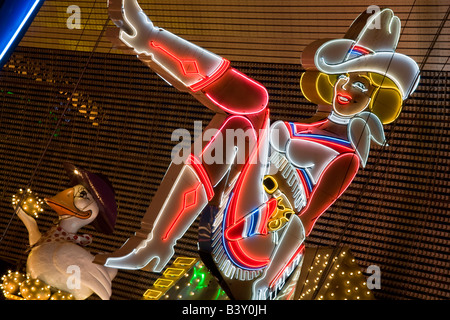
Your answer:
[95,1,420,300]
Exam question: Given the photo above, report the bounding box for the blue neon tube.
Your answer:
[0,0,45,66]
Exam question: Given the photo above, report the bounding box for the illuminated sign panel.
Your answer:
[95,1,420,300]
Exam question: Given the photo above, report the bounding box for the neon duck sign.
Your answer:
[95,1,420,300]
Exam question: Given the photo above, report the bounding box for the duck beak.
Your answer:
[45,187,92,219]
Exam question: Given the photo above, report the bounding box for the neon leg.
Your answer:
[252,215,305,300]
[221,112,275,270]
[108,0,269,116]
[94,161,211,272]
[299,153,360,236]
[109,0,225,91]
[224,198,278,241]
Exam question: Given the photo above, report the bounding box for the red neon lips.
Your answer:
[336,93,352,105]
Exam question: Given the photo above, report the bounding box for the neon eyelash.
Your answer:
[352,82,368,92]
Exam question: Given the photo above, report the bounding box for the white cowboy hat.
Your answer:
[301,8,420,100]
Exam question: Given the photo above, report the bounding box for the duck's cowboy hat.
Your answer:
[63,162,118,234]
[301,8,420,99]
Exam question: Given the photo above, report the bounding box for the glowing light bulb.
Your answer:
[11,189,43,218]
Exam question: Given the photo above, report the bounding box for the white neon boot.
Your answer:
[108,0,228,93]
[95,161,212,272]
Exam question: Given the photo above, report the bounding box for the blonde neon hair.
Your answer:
[300,70,403,124]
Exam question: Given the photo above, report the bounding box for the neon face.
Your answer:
[336,93,352,105]
[333,73,374,117]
